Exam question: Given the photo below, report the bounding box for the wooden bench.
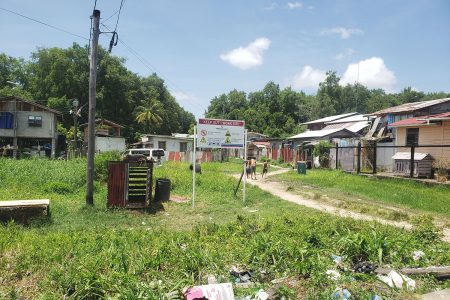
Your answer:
[0,199,50,224]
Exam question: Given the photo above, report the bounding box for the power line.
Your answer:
[113,0,125,32]
[0,7,89,41]
[101,23,202,108]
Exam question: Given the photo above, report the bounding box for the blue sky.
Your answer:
[1,0,449,117]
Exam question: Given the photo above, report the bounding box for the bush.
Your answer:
[94,151,122,182]
[411,215,442,242]
[313,141,332,168]
[43,182,74,194]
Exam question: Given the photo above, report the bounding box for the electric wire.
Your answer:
[0,7,89,41]
[101,22,201,108]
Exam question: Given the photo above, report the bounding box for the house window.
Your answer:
[180,142,187,152]
[28,115,42,127]
[406,128,419,146]
[0,112,14,129]
[158,141,166,150]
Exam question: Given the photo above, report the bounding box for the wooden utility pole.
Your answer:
[86,9,100,205]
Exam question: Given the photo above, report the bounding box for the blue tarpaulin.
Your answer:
[0,112,14,129]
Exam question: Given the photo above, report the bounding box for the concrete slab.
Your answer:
[421,289,450,300]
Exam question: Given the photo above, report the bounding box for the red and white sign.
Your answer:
[197,118,245,149]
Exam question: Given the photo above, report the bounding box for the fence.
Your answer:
[329,143,450,178]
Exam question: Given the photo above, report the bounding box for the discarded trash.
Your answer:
[332,255,343,264]
[230,266,253,283]
[377,270,416,291]
[353,261,377,274]
[412,250,425,261]
[371,295,383,300]
[332,288,351,299]
[184,283,234,300]
[326,269,341,280]
[207,275,218,284]
[254,289,269,300]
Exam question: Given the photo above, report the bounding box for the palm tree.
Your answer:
[135,99,164,132]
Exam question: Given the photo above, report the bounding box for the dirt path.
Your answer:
[241,168,450,242]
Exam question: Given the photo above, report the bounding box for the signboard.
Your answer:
[197,118,245,149]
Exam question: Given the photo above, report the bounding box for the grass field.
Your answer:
[272,169,450,217]
[1,156,450,299]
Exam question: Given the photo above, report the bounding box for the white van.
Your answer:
[123,148,166,164]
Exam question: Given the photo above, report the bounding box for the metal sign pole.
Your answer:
[243,129,248,203]
[192,125,197,208]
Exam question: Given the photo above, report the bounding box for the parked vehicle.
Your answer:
[122,149,166,164]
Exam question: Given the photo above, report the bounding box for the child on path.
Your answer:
[262,159,269,178]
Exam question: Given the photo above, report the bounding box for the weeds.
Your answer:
[0,159,449,298]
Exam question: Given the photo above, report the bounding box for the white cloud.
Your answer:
[220,37,271,70]
[321,27,364,39]
[264,3,278,10]
[171,91,196,102]
[341,57,396,91]
[334,48,355,60]
[286,2,303,9]
[290,66,327,90]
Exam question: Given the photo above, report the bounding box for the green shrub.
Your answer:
[313,141,332,168]
[43,181,74,194]
[94,151,122,182]
[411,215,442,242]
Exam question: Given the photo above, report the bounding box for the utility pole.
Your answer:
[72,99,79,157]
[86,9,100,206]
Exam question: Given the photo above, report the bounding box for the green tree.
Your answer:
[135,99,164,133]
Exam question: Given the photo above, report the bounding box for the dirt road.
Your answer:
[242,168,450,242]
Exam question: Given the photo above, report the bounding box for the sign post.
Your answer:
[192,125,197,208]
[243,129,248,203]
[193,118,246,208]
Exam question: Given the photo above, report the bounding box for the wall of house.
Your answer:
[95,136,126,152]
[395,121,450,160]
[0,111,55,138]
[146,137,193,152]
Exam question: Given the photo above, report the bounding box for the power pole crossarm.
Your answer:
[86,9,100,206]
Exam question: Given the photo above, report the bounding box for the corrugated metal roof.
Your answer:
[289,128,346,139]
[326,114,373,124]
[369,98,450,115]
[392,152,431,160]
[390,111,450,127]
[323,121,370,133]
[302,112,358,125]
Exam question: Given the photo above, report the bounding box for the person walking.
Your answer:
[250,157,257,179]
[245,160,251,179]
[262,159,269,178]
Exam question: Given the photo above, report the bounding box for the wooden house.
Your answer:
[390,111,450,162]
[0,96,61,158]
[80,119,126,153]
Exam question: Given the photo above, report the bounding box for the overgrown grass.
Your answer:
[0,158,450,299]
[273,169,450,216]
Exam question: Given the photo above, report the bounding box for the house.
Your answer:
[365,98,450,171]
[288,113,371,148]
[138,134,193,152]
[287,113,372,168]
[0,96,61,158]
[302,112,359,131]
[80,119,126,153]
[247,131,268,141]
[366,97,450,141]
[390,111,450,161]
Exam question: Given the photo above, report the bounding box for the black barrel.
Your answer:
[154,178,171,202]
